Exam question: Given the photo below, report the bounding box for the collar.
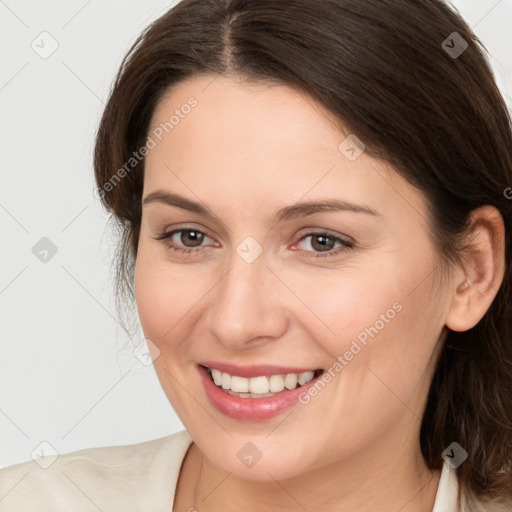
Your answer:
[432,460,459,511]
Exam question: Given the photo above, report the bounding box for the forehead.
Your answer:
[143,74,427,223]
[148,74,344,153]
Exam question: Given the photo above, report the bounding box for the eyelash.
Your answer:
[153,228,354,258]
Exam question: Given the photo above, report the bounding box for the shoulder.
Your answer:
[0,429,193,512]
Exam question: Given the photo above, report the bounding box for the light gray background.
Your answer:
[1,0,511,469]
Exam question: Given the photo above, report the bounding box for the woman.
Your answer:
[1,0,511,510]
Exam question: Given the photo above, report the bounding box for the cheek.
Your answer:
[133,251,204,411]
[278,261,406,351]
[283,277,442,462]
[134,250,195,345]
[134,246,224,358]
[289,257,443,400]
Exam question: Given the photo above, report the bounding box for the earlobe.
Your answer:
[445,206,506,333]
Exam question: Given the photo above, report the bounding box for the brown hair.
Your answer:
[93,0,512,507]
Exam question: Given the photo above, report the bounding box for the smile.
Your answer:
[207,367,322,398]
[197,364,325,420]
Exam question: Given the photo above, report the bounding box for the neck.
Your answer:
[188,428,441,512]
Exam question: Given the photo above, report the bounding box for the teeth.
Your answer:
[208,368,317,395]
[298,371,314,386]
[221,372,231,390]
[231,375,250,393]
[269,375,285,392]
[284,373,298,390]
[211,368,222,386]
[250,376,269,394]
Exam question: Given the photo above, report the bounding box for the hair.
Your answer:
[93,0,512,508]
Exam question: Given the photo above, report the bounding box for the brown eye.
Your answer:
[154,228,214,254]
[297,231,354,258]
[310,234,335,252]
[179,229,205,247]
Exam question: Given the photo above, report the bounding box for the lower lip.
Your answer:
[197,364,323,421]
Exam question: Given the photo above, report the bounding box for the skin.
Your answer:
[134,74,505,512]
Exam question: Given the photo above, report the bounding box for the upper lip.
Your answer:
[198,361,323,378]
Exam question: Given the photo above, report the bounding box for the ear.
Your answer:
[445,205,506,332]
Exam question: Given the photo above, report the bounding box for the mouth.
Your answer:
[196,363,324,422]
[200,364,324,399]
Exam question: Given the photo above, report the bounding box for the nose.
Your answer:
[207,248,289,350]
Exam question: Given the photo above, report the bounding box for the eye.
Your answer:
[296,231,354,258]
[154,227,354,258]
[154,228,215,254]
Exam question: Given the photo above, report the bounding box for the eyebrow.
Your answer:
[142,190,381,222]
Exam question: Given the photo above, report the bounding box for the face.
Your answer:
[134,74,452,481]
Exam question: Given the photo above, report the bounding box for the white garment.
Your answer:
[0,429,459,511]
